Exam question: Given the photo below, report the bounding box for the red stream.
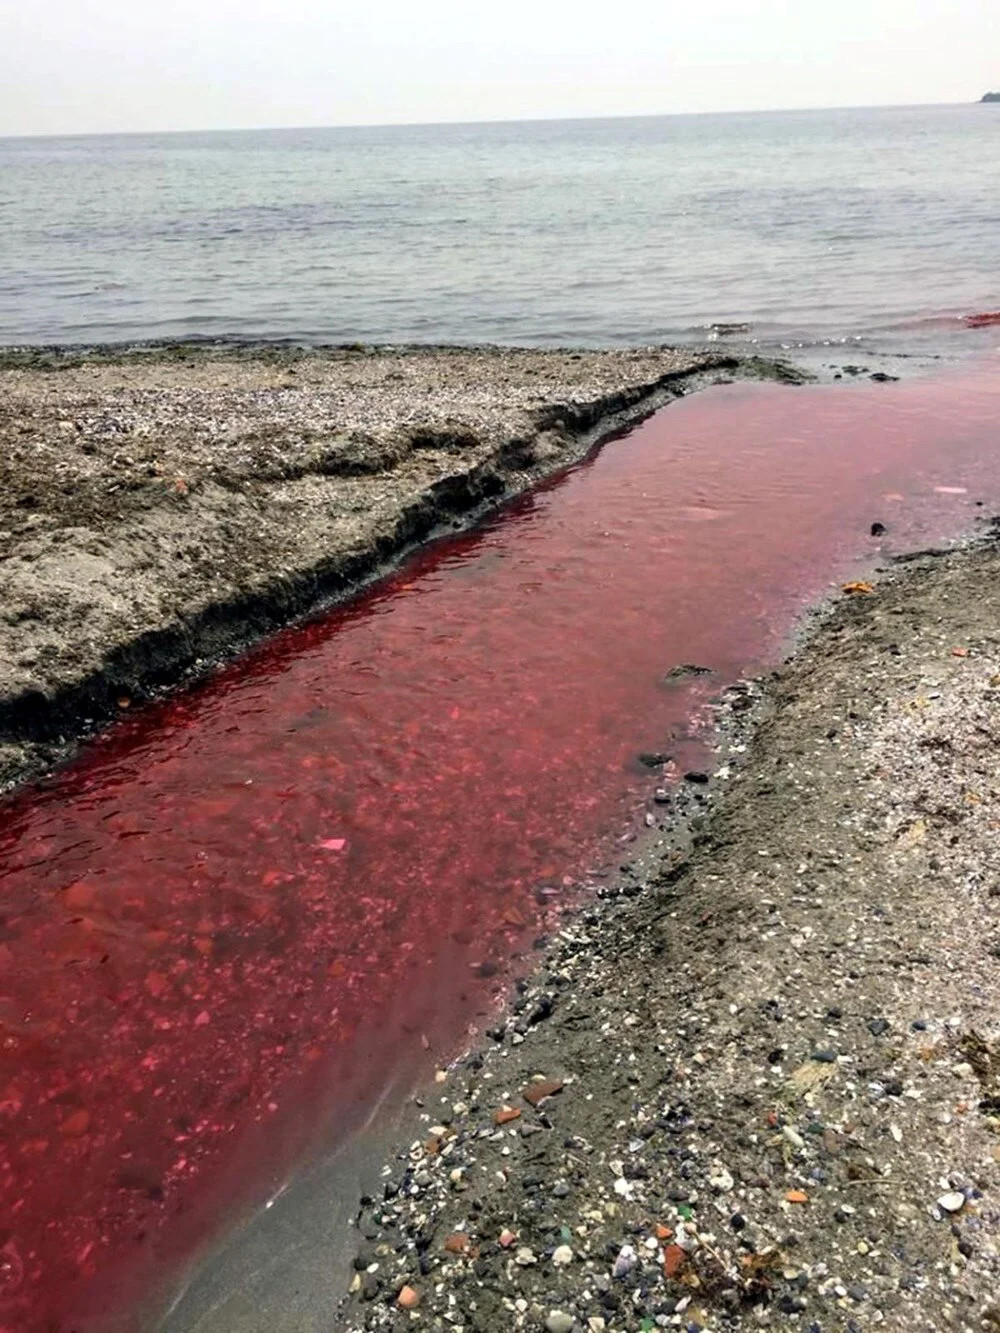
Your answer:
[1,367,1000,1330]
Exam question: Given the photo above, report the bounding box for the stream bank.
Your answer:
[338,536,1000,1333]
[0,343,799,792]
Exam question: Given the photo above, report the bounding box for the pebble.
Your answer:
[937,1192,966,1214]
[397,1285,420,1310]
[552,1244,574,1267]
[546,1312,575,1333]
[708,1165,735,1191]
[612,1244,637,1278]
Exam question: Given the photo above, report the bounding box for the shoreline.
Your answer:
[327,534,1000,1333]
[3,342,999,1331]
[0,342,804,794]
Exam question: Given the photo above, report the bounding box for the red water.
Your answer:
[2,368,1000,1331]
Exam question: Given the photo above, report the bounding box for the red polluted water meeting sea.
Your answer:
[1,367,999,1330]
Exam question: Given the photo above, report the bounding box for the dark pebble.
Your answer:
[812,1049,838,1063]
[683,771,710,784]
[729,1213,746,1231]
[867,1018,890,1036]
[527,994,556,1026]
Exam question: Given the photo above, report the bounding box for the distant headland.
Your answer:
[982,92,1000,103]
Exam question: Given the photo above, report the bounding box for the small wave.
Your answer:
[882,311,1000,333]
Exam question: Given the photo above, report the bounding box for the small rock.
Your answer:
[552,1244,574,1267]
[612,1244,637,1278]
[546,1313,575,1333]
[683,770,710,785]
[709,1166,735,1192]
[523,1077,564,1107]
[664,663,714,680]
[937,1192,966,1214]
[867,1018,890,1036]
[515,1246,538,1267]
[397,1284,420,1310]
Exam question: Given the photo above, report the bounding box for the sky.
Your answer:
[0,0,996,137]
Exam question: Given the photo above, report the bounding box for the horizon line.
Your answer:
[0,97,985,143]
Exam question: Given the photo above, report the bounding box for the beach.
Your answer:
[1,342,999,1333]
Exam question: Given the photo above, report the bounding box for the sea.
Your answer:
[1,103,998,356]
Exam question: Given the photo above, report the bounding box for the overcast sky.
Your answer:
[1,0,996,137]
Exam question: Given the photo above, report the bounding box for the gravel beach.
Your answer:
[0,342,795,791]
[336,537,1000,1333]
